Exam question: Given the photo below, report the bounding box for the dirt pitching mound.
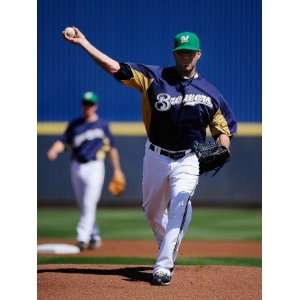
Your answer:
[38,264,261,300]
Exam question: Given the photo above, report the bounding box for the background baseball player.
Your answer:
[62,28,237,284]
[47,91,126,251]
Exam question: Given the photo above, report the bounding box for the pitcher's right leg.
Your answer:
[142,147,170,248]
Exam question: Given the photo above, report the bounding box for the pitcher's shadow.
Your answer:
[38,266,153,284]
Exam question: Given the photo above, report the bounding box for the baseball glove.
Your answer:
[108,171,126,196]
[191,140,231,176]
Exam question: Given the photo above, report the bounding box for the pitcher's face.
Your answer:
[174,50,201,75]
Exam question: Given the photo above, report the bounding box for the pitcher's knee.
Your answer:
[168,191,191,219]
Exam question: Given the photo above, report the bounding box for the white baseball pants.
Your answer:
[70,160,105,243]
[142,141,199,274]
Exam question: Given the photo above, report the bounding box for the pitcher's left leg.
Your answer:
[153,154,199,275]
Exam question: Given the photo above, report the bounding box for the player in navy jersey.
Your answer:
[62,28,237,284]
[47,91,125,251]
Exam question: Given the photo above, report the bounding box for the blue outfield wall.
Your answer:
[38,136,261,207]
[38,0,261,123]
[38,0,262,206]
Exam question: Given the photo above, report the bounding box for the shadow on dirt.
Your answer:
[38,266,153,284]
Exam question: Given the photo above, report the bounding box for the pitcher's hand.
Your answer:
[62,26,87,46]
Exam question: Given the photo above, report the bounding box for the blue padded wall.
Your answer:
[38,0,261,122]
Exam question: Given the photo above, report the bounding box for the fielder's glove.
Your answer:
[191,140,231,176]
[108,170,126,196]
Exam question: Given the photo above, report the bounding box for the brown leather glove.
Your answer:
[108,170,126,196]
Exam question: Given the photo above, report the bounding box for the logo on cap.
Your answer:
[83,91,94,100]
[180,35,190,44]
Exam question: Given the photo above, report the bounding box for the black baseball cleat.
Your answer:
[88,238,102,249]
[76,241,88,251]
[152,271,172,286]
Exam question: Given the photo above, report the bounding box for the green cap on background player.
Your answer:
[82,91,98,104]
[173,32,201,52]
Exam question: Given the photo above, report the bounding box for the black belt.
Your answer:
[73,158,96,164]
[149,144,189,160]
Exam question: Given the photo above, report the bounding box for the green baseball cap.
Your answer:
[82,91,98,104]
[173,32,201,52]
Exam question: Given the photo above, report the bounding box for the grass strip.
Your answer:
[38,208,262,240]
[38,256,261,267]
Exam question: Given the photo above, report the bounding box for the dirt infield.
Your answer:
[38,264,261,300]
[38,239,261,257]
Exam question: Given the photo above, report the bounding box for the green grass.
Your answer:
[37,256,261,267]
[37,208,261,240]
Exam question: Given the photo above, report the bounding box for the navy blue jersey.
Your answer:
[59,117,115,163]
[114,63,237,151]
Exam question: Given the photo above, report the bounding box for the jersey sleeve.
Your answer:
[103,122,115,149]
[114,63,158,93]
[58,122,73,145]
[209,95,237,139]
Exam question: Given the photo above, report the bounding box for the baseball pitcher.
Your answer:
[62,28,237,285]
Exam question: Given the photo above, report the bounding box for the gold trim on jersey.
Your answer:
[121,68,154,136]
[95,137,112,160]
[122,69,154,92]
[102,137,111,152]
[96,150,106,160]
[209,109,231,137]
